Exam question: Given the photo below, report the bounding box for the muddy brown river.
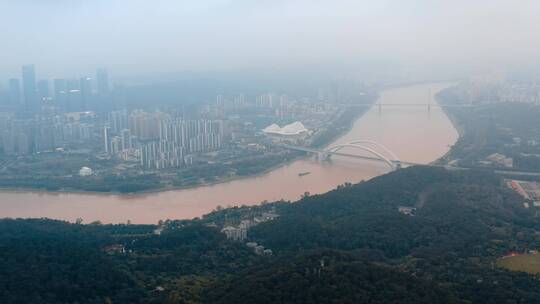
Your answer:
[0,83,458,224]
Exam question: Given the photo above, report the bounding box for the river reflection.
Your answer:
[0,83,458,224]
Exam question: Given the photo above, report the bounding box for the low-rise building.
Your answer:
[239,219,254,230]
[398,206,416,216]
[254,245,265,255]
[103,244,125,255]
[79,166,93,176]
[221,226,247,241]
[246,242,258,248]
[153,227,164,235]
[486,153,513,168]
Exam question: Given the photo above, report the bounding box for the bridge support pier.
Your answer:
[316,152,331,161]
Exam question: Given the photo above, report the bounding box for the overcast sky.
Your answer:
[1,0,539,80]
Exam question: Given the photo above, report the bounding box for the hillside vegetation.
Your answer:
[2,166,540,303]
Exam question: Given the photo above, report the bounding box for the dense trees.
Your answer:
[0,219,264,303]
[244,166,540,303]
[0,219,145,304]
[2,166,540,303]
[204,250,460,304]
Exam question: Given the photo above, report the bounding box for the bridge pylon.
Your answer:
[315,152,331,161]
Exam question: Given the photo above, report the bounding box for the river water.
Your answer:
[0,83,458,224]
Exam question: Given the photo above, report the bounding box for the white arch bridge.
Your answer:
[281,140,419,171]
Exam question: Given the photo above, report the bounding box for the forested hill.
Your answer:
[204,250,459,304]
[232,166,540,303]
[251,166,515,255]
[2,166,540,303]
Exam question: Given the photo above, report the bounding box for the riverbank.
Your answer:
[432,85,540,176]
[430,86,465,165]
[0,157,300,197]
[0,104,373,196]
[0,155,302,197]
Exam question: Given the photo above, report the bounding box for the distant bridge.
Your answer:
[339,103,475,112]
[341,103,474,107]
[281,140,419,171]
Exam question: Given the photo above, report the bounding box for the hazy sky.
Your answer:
[1,0,540,80]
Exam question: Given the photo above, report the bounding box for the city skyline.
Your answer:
[3,64,111,114]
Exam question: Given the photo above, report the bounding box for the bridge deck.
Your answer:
[281,144,419,167]
[280,145,540,176]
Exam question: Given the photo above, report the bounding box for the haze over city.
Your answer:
[2,2,540,303]
[2,0,540,80]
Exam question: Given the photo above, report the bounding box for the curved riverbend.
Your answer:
[0,83,458,224]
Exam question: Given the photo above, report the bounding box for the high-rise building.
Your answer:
[37,79,50,101]
[8,79,21,106]
[1,130,15,155]
[9,119,33,155]
[34,119,55,152]
[67,89,82,112]
[17,132,31,155]
[234,94,245,108]
[96,69,111,112]
[216,94,224,107]
[280,95,288,106]
[129,111,162,141]
[109,110,129,133]
[54,79,68,112]
[80,123,92,140]
[22,65,38,113]
[63,79,80,112]
[103,126,110,154]
[79,77,92,111]
[121,128,132,151]
[110,136,121,155]
[96,69,109,95]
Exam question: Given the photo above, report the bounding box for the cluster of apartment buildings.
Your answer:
[104,109,226,170]
[0,111,97,156]
[0,65,345,176]
[454,78,540,105]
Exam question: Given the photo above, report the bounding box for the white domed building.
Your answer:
[79,167,93,177]
[262,121,309,143]
[262,124,281,134]
[280,122,308,135]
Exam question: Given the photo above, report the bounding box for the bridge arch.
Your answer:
[325,143,397,170]
[345,140,400,162]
